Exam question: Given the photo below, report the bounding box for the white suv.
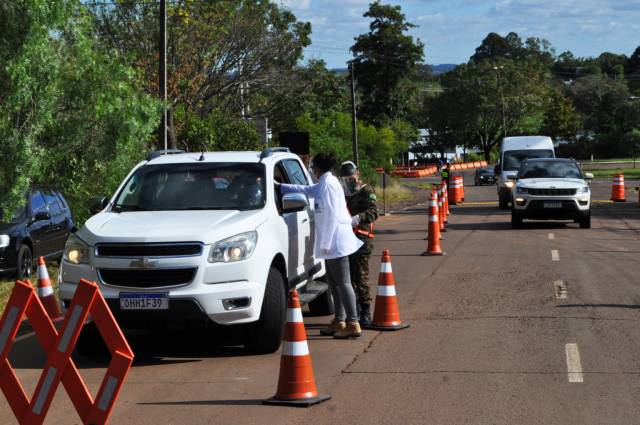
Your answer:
[511,158,593,229]
[59,148,330,354]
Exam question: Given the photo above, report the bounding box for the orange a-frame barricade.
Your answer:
[0,279,133,425]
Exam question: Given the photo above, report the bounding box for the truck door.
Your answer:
[281,159,315,275]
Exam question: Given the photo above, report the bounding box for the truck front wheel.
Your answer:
[244,267,286,354]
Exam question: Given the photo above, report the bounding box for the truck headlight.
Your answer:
[505,181,515,188]
[579,186,590,193]
[0,235,9,248]
[516,187,528,194]
[208,231,258,263]
[64,233,90,264]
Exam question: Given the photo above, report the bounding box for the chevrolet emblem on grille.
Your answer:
[129,258,158,268]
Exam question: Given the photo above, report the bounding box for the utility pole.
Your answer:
[159,0,167,152]
[349,61,359,166]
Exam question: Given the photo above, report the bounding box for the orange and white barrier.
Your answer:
[611,174,626,202]
[0,279,133,425]
[264,289,329,407]
[391,161,488,178]
[364,250,409,331]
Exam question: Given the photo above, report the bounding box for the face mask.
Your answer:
[340,177,359,196]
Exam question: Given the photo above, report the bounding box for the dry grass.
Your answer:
[0,265,59,312]
[376,182,413,206]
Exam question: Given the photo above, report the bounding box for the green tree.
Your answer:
[0,1,160,223]
[568,76,640,156]
[471,32,524,62]
[541,88,581,142]
[627,46,640,94]
[295,112,409,177]
[90,0,311,148]
[439,60,550,161]
[350,2,424,126]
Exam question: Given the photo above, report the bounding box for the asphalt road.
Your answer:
[2,174,640,424]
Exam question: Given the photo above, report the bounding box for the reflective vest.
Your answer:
[355,222,375,239]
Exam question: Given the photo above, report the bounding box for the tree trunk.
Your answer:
[484,146,491,162]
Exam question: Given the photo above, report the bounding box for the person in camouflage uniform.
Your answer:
[340,161,379,326]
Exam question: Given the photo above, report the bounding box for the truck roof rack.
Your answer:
[259,147,290,161]
[146,149,186,161]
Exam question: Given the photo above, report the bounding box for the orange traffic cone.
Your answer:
[422,190,444,256]
[443,181,450,219]
[36,257,63,321]
[264,289,330,407]
[364,250,409,331]
[611,174,626,202]
[438,184,447,232]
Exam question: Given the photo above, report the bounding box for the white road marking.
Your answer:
[548,233,555,240]
[565,343,584,383]
[554,280,568,299]
[551,250,560,261]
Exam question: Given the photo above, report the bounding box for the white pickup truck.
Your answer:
[59,148,331,354]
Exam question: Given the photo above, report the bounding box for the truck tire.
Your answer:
[511,210,523,228]
[16,245,33,279]
[76,322,109,358]
[308,288,334,316]
[245,267,286,354]
[579,212,591,229]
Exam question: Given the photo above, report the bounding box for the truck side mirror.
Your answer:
[90,196,109,215]
[282,193,308,214]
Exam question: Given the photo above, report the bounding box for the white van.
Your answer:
[495,136,555,209]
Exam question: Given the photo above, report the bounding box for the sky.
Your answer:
[278,0,640,68]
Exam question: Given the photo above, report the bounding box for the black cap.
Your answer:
[340,161,357,177]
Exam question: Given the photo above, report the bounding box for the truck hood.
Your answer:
[517,178,587,189]
[78,210,268,245]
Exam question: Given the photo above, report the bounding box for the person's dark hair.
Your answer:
[311,153,337,173]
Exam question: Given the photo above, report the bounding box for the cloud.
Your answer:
[281,0,640,67]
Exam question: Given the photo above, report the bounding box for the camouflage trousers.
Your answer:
[348,238,373,307]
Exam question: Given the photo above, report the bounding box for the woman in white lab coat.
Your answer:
[278,153,363,338]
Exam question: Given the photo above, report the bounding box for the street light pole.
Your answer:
[348,61,359,166]
[494,66,507,139]
[159,0,167,153]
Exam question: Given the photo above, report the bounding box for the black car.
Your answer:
[0,187,75,278]
[474,167,496,186]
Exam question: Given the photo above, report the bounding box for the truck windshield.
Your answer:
[518,161,583,179]
[113,163,266,212]
[503,149,554,171]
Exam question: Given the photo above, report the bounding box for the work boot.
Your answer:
[320,319,346,336]
[359,304,372,327]
[333,321,362,339]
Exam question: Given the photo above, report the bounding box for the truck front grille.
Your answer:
[528,188,576,196]
[95,243,202,257]
[98,268,197,288]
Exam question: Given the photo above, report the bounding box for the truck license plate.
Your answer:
[543,202,562,209]
[120,293,169,310]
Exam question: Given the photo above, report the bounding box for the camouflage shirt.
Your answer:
[346,184,379,237]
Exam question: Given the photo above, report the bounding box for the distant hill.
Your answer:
[431,64,457,74]
[330,63,458,75]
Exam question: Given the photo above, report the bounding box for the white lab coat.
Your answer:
[281,172,363,260]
